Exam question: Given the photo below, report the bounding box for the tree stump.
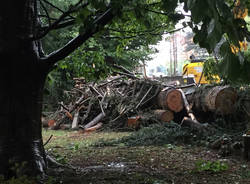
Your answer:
[157,87,183,112]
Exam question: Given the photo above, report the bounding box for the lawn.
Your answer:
[43,128,250,184]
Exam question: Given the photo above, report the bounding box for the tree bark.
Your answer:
[0,0,116,180]
[187,85,238,115]
[0,0,47,179]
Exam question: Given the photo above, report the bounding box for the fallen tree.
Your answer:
[186,85,238,115]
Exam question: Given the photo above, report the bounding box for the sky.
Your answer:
[145,29,191,76]
[146,35,170,70]
[145,4,192,76]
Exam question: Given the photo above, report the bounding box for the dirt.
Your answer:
[43,130,250,184]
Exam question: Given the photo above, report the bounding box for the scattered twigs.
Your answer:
[112,64,134,76]
[178,89,196,121]
[89,85,103,97]
[113,71,139,79]
[43,134,53,146]
[81,98,94,124]
[99,92,107,115]
[141,86,161,107]
[97,76,124,88]
[136,86,153,109]
[75,95,85,105]
[59,101,69,111]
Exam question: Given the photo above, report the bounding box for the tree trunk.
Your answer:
[0,0,48,179]
[187,85,238,115]
[0,56,48,180]
[157,87,183,112]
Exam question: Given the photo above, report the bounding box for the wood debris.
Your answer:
[42,74,240,133]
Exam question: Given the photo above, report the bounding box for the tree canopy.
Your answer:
[38,0,250,84]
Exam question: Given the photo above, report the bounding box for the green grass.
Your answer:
[42,128,250,184]
[42,129,131,164]
[43,129,131,149]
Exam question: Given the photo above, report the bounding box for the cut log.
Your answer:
[127,116,141,129]
[80,123,103,134]
[71,110,79,130]
[48,119,56,127]
[187,85,237,115]
[82,112,105,129]
[153,109,174,122]
[157,87,183,112]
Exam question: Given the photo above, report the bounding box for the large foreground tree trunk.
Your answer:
[0,0,115,180]
[0,0,48,179]
[0,57,47,179]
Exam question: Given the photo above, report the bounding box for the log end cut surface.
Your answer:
[166,90,183,112]
[158,89,183,112]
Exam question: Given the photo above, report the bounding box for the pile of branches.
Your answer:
[42,74,172,132]
[42,71,249,137]
[42,75,250,158]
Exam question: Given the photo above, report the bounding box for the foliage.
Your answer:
[93,123,207,147]
[41,0,176,106]
[40,0,250,86]
[203,58,221,83]
[183,32,209,58]
[194,160,229,173]
[203,48,250,84]
[41,0,177,82]
[183,0,250,83]
[239,165,250,179]
[43,69,74,111]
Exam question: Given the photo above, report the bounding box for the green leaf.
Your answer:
[162,0,178,13]
[219,52,241,81]
[187,0,196,10]
[215,1,232,18]
[190,0,209,24]
[207,19,223,50]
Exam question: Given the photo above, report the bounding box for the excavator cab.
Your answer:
[182,59,208,85]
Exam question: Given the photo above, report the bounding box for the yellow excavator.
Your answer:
[182,56,221,85]
[182,58,207,85]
